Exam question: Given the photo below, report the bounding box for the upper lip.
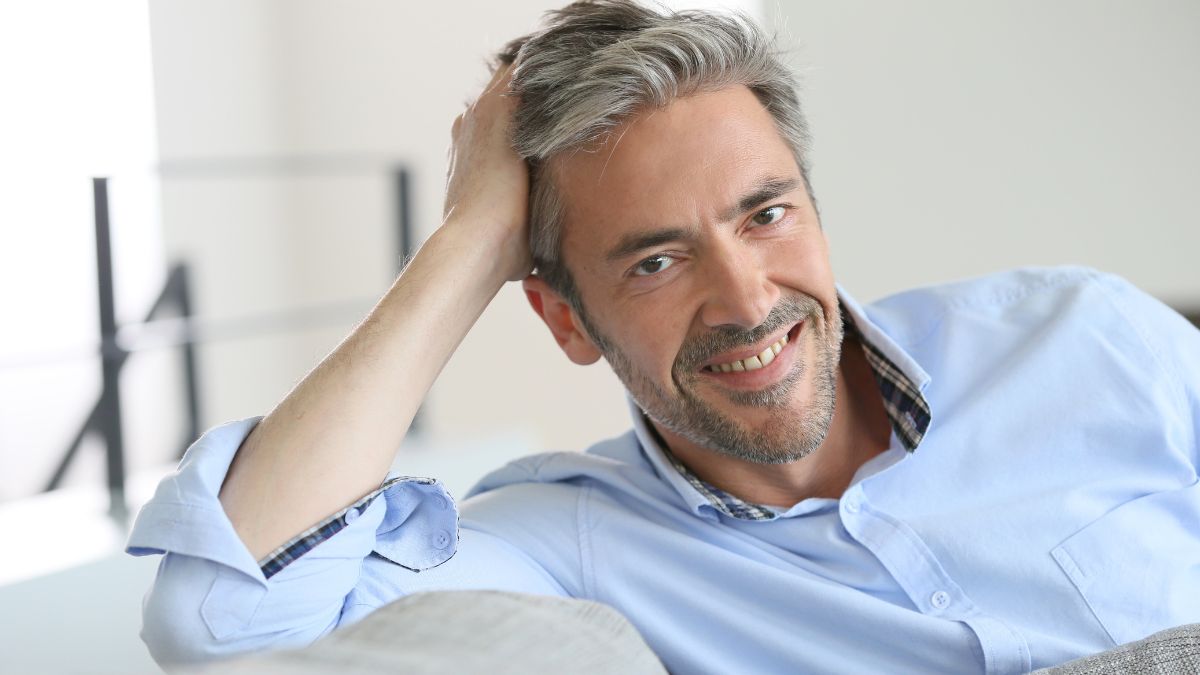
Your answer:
[697,322,799,370]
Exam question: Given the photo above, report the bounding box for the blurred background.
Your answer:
[0,1,1196,672]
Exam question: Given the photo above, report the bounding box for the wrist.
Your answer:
[437,210,531,282]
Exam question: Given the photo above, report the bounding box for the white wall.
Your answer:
[147,1,763,485]
[6,2,1196,673]
[145,0,1199,494]
[0,1,175,501]
[768,0,1200,305]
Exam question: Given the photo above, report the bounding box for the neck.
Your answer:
[656,336,892,507]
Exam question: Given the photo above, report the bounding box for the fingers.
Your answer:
[483,63,515,98]
[468,64,515,116]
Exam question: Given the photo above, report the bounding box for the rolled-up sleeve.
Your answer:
[126,417,458,669]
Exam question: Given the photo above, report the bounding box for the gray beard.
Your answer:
[578,294,843,465]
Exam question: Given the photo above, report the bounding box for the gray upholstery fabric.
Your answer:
[204,591,666,675]
[1036,624,1200,675]
[203,591,1200,674]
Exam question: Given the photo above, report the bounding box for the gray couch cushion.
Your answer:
[206,591,666,674]
[205,591,1200,673]
[1036,624,1200,674]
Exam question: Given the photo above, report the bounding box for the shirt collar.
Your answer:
[838,285,932,451]
[630,396,730,521]
[630,284,934,521]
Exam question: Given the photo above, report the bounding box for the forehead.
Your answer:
[554,85,801,266]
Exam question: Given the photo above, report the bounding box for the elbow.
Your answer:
[139,555,249,670]
[139,553,335,670]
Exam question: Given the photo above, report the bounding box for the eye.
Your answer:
[751,205,786,227]
[633,254,675,276]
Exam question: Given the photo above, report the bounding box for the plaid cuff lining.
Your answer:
[257,476,433,579]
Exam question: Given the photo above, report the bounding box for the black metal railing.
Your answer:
[42,179,202,520]
[16,162,416,519]
[10,164,1200,520]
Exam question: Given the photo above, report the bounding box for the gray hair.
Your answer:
[497,0,813,308]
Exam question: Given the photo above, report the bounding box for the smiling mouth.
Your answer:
[701,323,801,373]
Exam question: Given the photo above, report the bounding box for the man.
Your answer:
[128,1,1200,672]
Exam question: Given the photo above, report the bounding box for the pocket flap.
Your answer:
[1051,480,1200,646]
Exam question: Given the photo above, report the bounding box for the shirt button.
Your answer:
[432,531,452,550]
[930,591,951,610]
[843,497,861,514]
[344,508,360,524]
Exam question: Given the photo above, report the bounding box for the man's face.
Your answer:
[555,85,843,464]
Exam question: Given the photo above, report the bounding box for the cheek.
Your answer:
[607,308,694,378]
[639,324,689,372]
[762,234,839,319]
[764,233,832,286]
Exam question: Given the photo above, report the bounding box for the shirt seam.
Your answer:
[138,501,227,515]
[905,267,1091,350]
[940,266,1093,312]
[1092,272,1191,452]
[1050,547,1120,647]
[577,483,596,599]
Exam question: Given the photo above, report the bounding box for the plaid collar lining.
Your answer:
[849,315,931,452]
[656,306,932,521]
[658,441,780,520]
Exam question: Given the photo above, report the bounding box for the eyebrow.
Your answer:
[718,176,802,222]
[603,175,803,264]
[605,227,695,264]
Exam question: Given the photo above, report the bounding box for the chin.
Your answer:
[647,374,836,466]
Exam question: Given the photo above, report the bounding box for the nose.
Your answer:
[697,243,778,330]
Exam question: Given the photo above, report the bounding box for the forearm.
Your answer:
[219,218,511,560]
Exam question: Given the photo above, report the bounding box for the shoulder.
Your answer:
[924,265,1193,346]
[460,430,658,516]
[466,430,645,491]
[874,266,1198,429]
[866,266,1100,332]
[455,431,660,564]
[862,265,1185,347]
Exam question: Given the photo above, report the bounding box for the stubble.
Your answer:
[578,293,844,464]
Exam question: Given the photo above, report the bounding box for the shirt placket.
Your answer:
[838,481,1032,675]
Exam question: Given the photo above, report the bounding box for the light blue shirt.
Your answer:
[127,267,1200,673]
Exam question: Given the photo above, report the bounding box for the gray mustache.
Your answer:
[673,295,820,373]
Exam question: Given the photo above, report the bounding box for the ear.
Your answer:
[522,275,603,365]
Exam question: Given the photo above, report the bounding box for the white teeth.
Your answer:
[758,346,776,366]
[705,333,791,373]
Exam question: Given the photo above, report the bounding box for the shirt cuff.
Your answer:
[258,475,456,579]
[126,417,459,582]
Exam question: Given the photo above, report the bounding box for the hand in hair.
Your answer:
[219,64,537,561]
[443,64,533,283]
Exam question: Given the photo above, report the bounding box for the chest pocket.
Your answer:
[1050,480,1200,646]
